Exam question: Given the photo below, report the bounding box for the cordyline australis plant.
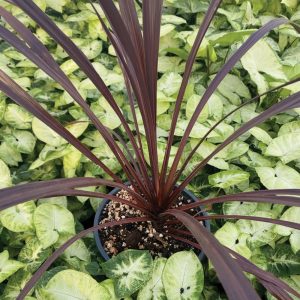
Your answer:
[0,0,300,299]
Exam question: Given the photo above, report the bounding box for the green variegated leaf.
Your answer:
[1,270,33,300]
[275,207,300,237]
[138,258,167,300]
[4,104,33,129]
[45,0,70,12]
[54,233,91,270]
[100,279,132,300]
[236,211,278,249]
[219,141,249,160]
[32,118,88,147]
[290,232,300,255]
[0,250,24,284]
[186,95,209,123]
[240,151,275,168]
[3,130,36,154]
[99,279,118,300]
[40,269,110,299]
[274,207,300,254]
[101,250,153,298]
[208,29,256,46]
[18,237,52,272]
[223,201,257,216]
[249,127,272,145]
[37,196,68,208]
[34,267,69,299]
[282,0,298,8]
[261,244,300,276]
[187,34,217,61]
[158,56,185,73]
[241,39,287,94]
[190,140,229,170]
[0,201,36,233]
[32,117,64,147]
[33,204,75,249]
[208,170,250,189]
[160,24,176,37]
[216,74,250,105]
[256,162,300,189]
[63,146,81,178]
[91,98,121,130]
[215,222,252,259]
[278,121,300,136]
[0,159,12,188]
[158,72,182,96]
[162,251,204,300]
[165,0,207,13]
[30,145,72,170]
[0,142,22,166]
[265,133,300,163]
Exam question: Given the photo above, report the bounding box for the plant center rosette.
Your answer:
[94,183,210,260]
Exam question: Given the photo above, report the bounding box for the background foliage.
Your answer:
[0,0,300,299]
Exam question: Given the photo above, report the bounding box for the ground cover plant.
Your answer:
[0,0,300,299]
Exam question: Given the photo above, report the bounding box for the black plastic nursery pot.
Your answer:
[94,184,210,261]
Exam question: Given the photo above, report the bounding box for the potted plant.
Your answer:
[0,0,300,299]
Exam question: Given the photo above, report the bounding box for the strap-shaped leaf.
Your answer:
[142,0,163,191]
[163,209,261,300]
[180,189,300,211]
[0,69,121,182]
[0,177,149,212]
[17,217,150,299]
[160,0,222,188]
[172,90,300,200]
[7,0,148,192]
[171,78,300,189]
[89,3,153,198]
[191,214,300,231]
[167,17,289,198]
[228,248,300,299]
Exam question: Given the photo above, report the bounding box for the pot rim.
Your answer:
[94,183,210,261]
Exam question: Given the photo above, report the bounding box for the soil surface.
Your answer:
[98,187,205,258]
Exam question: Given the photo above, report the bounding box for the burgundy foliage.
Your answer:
[0,0,299,299]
